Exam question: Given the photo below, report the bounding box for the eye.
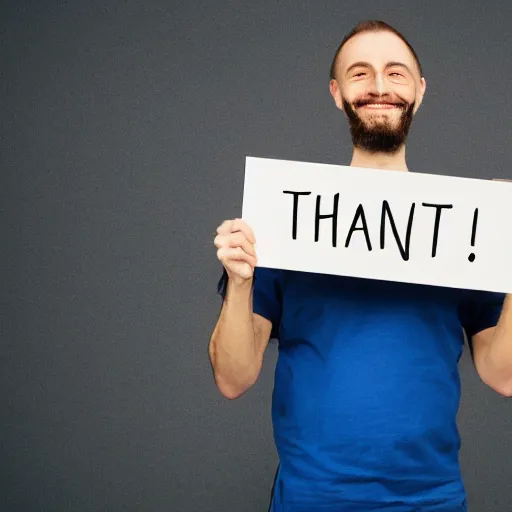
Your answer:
[389,72,403,77]
[353,72,366,78]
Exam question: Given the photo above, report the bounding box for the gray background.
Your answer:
[2,1,512,511]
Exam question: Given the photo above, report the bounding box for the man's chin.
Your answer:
[360,118,399,131]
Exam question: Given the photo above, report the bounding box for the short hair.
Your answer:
[329,20,423,80]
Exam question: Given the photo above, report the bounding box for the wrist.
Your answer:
[226,274,254,298]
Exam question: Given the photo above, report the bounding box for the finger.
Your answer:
[217,246,255,264]
[214,234,237,250]
[230,218,256,244]
[214,233,256,257]
[231,234,256,257]
[217,247,257,267]
[216,218,256,244]
[213,234,224,249]
[216,220,234,236]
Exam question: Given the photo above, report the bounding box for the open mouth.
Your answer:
[358,103,402,110]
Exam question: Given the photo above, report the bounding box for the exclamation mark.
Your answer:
[468,208,478,262]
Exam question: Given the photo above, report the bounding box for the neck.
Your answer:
[349,145,408,171]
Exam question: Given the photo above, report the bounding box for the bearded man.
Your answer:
[209,20,511,512]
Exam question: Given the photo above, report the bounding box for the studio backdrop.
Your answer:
[2,1,512,511]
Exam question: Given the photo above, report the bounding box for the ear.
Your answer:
[329,79,344,111]
[413,77,427,114]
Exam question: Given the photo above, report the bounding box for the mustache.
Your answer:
[353,98,408,108]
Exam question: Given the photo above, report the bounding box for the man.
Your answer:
[209,20,512,511]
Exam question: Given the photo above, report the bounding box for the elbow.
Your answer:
[218,385,247,400]
[208,340,261,400]
[211,363,260,401]
[215,377,255,400]
[492,382,512,398]
[477,354,512,397]
[484,375,512,397]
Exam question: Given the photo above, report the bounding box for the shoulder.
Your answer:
[458,288,506,337]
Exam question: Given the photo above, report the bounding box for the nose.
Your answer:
[372,73,389,95]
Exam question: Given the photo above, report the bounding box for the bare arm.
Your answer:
[471,294,512,397]
[470,179,512,396]
[209,279,272,399]
[208,219,272,399]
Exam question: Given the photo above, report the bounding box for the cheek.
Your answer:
[340,81,366,100]
[397,83,417,104]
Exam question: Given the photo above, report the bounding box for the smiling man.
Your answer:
[209,20,510,512]
[329,21,426,170]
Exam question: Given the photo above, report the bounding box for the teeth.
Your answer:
[364,104,396,108]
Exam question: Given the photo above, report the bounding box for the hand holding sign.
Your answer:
[214,219,258,284]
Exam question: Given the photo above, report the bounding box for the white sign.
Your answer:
[241,156,512,293]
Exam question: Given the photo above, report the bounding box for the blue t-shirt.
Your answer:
[217,268,505,511]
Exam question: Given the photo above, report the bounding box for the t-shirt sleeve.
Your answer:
[459,289,506,339]
[216,266,284,340]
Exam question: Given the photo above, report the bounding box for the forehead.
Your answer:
[338,30,419,74]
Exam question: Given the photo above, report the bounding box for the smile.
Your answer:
[360,104,399,110]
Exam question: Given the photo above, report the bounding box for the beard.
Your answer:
[342,97,415,154]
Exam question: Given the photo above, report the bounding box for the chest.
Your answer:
[277,271,465,358]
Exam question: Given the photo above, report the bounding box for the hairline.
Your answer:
[330,27,423,81]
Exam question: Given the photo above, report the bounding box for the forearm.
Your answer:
[209,278,260,398]
[482,294,512,394]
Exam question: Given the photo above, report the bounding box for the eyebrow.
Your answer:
[345,61,413,75]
